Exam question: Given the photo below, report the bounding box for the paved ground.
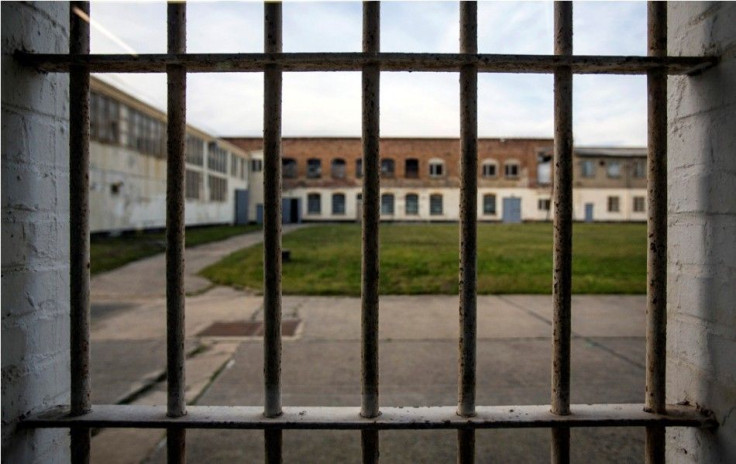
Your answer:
[89,227,648,463]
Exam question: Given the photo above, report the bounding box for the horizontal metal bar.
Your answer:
[15,52,716,75]
[23,404,716,431]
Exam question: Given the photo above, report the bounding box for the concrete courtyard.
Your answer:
[88,230,648,463]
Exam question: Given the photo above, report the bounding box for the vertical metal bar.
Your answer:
[458,2,477,462]
[645,2,667,463]
[69,2,91,463]
[551,2,573,463]
[361,2,381,462]
[166,2,187,463]
[264,1,283,462]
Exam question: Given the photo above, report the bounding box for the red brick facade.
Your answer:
[226,137,553,190]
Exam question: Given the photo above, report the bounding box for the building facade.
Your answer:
[229,137,648,224]
[89,77,252,232]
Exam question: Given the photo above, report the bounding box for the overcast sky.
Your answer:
[90,1,648,146]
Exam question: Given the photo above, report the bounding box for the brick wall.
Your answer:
[1,2,70,462]
[667,2,736,462]
[227,137,552,190]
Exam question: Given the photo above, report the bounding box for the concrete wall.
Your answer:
[667,2,736,462]
[1,2,71,463]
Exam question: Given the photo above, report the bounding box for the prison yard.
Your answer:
[201,222,646,295]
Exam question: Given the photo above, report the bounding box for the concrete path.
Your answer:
[88,226,648,463]
[91,224,307,301]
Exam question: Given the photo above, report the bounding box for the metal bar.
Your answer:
[263,2,283,462]
[166,2,187,463]
[361,2,381,461]
[458,1,477,462]
[645,2,667,463]
[24,404,716,430]
[551,2,573,463]
[69,2,91,463]
[16,52,717,75]
[263,0,283,421]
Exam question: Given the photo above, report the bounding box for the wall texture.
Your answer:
[1,2,71,462]
[667,2,736,462]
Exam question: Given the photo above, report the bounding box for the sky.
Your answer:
[90,1,649,146]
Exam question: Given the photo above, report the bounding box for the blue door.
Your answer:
[502,197,522,223]
[256,204,264,225]
[585,203,594,223]
[234,189,249,225]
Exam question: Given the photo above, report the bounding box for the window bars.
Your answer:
[18,1,718,464]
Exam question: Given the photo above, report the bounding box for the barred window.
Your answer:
[332,193,345,215]
[381,193,394,215]
[356,159,363,178]
[483,193,497,215]
[607,160,621,178]
[283,158,298,179]
[430,194,443,215]
[481,159,498,178]
[581,160,596,178]
[505,160,520,178]
[381,158,395,178]
[429,158,444,177]
[608,196,620,212]
[90,91,120,144]
[538,198,551,211]
[186,135,204,166]
[208,175,227,202]
[633,196,645,212]
[208,143,228,174]
[307,158,322,179]
[332,158,346,179]
[251,158,263,172]
[185,169,202,200]
[405,193,419,215]
[633,159,646,178]
[307,193,321,214]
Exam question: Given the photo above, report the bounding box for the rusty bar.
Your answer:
[69,2,91,462]
[25,404,716,430]
[166,2,187,463]
[458,3,477,461]
[551,2,573,464]
[263,2,283,462]
[361,0,380,420]
[17,52,716,75]
[263,0,283,421]
[361,2,381,462]
[645,2,667,463]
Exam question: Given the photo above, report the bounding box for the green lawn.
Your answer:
[91,224,260,275]
[200,223,646,295]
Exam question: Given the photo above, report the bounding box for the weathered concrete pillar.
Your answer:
[667,2,736,462]
[1,2,71,463]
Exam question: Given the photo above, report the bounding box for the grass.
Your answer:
[91,224,261,275]
[200,223,647,295]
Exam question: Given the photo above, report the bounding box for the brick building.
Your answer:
[228,137,647,223]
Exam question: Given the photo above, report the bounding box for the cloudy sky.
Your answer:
[90,1,648,146]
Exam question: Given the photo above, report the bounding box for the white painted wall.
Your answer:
[667,2,736,462]
[89,141,249,232]
[1,3,71,462]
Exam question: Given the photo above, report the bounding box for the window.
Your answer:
[633,196,645,212]
[482,160,498,178]
[186,135,204,166]
[251,158,263,172]
[283,158,297,179]
[307,193,321,214]
[429,159,444,177]
[381,193,394,215]
[356,159,363,178]
[538,198,551,211]
[90,91,120,144]
[483,194,496,215]
[332,193,345,215]
[633,159,646,178]
[381,158,395,178]
[405,194,419,215]
[607,160,621,178]
[240,158,247,179]
[185,169,202,200]
[307,158,321,178]
[608,196,620,212]
[581,160,596,178]
[405,158,419,178]
[208,175,227,202]
[331,158,346,179]
[430,194,443,215]
[207,143,228,174]
[504,161,520,178]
